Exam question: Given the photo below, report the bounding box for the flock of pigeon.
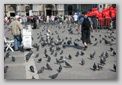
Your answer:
[4,23,117,79]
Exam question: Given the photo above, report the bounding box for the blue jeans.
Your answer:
[14,35,21,50]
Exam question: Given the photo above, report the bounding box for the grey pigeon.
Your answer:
[79,58,85,65]
[35,53,39,58]
[92,62,97,71]
[113,64,116,72]
[49,73,59,79]
[37,58,42,63]
[64,61,72,68]
[80,51,84,56]
[29,66,35,73]
[97,63,103,70]
[46,63,53,70]
[26,50,33,62]
[57,65,62,73]
[60,50,63,55]
[67,54,72,60]
[11,56,15,62]
[37,66,45,74]
[47,56,51,62]
[75,51,79,57]
[4,66,8,73]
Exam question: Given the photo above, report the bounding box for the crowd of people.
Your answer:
[4,5,116,51]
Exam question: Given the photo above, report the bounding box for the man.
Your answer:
[78,12,93,48]
[73,13,78,24]
[33,16,37,29]
[9,16,23,51]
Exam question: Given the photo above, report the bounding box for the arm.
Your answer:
[89,18,93,31]
[17,21,23,30]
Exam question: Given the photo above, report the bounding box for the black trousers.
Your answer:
[81,29,90,44]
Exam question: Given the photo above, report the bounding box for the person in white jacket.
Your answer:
[73,13,78,24]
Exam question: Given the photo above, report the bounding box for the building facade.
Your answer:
[4,4,112,17]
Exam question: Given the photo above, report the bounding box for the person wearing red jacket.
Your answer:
[98,12,104,29]
[103,8,111,29]
[110,6,116,29]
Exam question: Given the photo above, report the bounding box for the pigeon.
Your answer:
[26,51,33,62]
[32,43,38,48]
[54,52,58,57]
[104,35,107,38]
[66,54,72,60]
[99,40,102,43]
[57,65,62,73]
[62,43,66,48]
[99,52,104,58]
[80,51,84,56]
[11,56,15,62]
[29,66,35,73]
[65,37,68,40]
[32,76,35,79]
[47,56,51,62]
[113,64,116,72]
[56,47,61,51]
[100,58,105,65]
[75,51,79,57]
[67,40,72,45]
[95,38,97,41]
[44,49,47,54]
[55,58,60,64]
[97,63,103,70]
[74,42,79,47]
[104,39,111,45]
[111,38,114,42]
[93,42,98,46]
[109,47,114,52]
[60,50,63,55]
[32,37,33,41]
[35,53,39,58]
[44,53,49,58]
[46,63,53,70]
[75,39,80,42]
[36,45,40,51]
[79,58,85,65]
[89,53,94,60]
[99,34,101,37]
[37,58,42,63]
[112,51,116,56]
[92,62,97,71]
[4,66,8,73]
[64,61,72,68]
[5,52,10,59]
[91,35,94,38]
[60,56,65,60]
[37,66,45,74]
[51,50,54,55]
[49,73,59,79]
[105,52,109,58]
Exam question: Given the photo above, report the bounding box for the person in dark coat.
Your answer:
[78,12,93,48]
[33,16,37,29]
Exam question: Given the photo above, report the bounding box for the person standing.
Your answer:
[9,16,23,51]
[33,16,37,29]
[78,12,93,48]
[73,13,78,24]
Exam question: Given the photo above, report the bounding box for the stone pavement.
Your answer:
[4,23,117,79]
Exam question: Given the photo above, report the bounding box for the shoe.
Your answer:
[84,42,88,48]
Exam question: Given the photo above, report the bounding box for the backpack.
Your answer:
[82,17,91,29]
